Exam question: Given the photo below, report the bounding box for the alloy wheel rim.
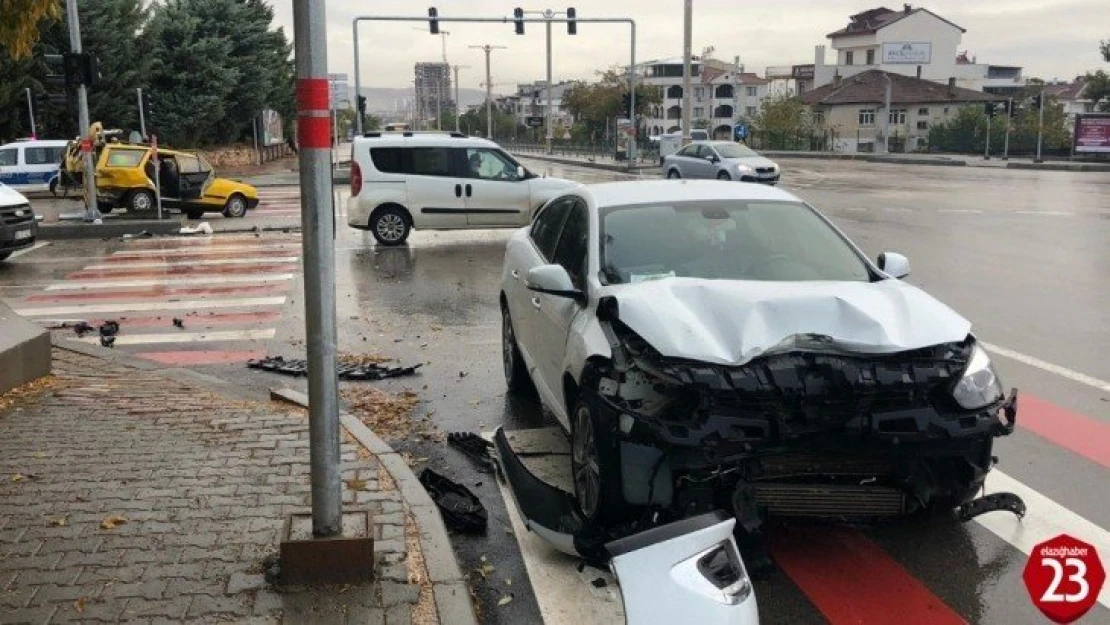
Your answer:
[377,214,405,241]
[502,311,514,380]
[573,406,600,518]
[229,198,245,216]
[135,193,151,210]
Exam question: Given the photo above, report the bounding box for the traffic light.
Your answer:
[1030,94,1042,110]
[620,92,632,117]
[428,7,439,34]
[44,54,67,88]
[141,91,155,129]
[984,102,998,118]
[357,95,367,114]
[513,8,525,35]
[567,7,577,35]
[58,52,98,88]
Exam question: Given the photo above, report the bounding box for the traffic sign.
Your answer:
[525,116,544,128]
[1022,534,1105,623]
[734,123,749,141]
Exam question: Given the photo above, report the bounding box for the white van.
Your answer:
[347,132,580,245]
[0,139,69,194]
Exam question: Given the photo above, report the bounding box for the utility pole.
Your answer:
[1002,97,1012,160]
[984,109,992,160]
[881,72,892,154]
[681,0,692,145]
[25,88,36,139]
[137,87,146,139]
[452,65,469,133]
[1035,85,1045,163]
[470,44,506,139]
[292,0,342,537]
[66,0,99,221]
[545,14,553,154]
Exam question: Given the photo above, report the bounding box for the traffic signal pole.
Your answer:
[25,88,35,139]
[1002,97,1012,160]
[293,0,343,537]
[137,88,146,139]
[1035,86,1045,163]
[65,0,99,221]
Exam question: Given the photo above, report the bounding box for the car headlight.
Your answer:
[735,163,753,173]
[952,344,1003,409]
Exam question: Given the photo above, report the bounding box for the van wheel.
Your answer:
[370,205,411,246]
[128,190,155,213]
[222,194,248,218]
[667,169,681,179]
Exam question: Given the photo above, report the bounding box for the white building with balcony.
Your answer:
[812,5,1023,96]
[637,56,769,139]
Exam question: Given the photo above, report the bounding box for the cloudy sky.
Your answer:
[270,1,1107,92]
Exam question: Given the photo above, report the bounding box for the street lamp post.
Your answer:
[65,0,99,221]
[1002,97,1012,160]
[881,72,892,154]
[681,0,692,145]
[1035,85,1046,163]
[25,88,36,139]
[453,65,469,133]
[469,44,507,139]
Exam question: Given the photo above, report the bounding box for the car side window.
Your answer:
[551,201,589,290]
[694,145,710,159]
[177,155,202,174]
[105,149,145,168]
[0,149,19,167]
[677,145,696,157]
[24,147,54,165]
[408,147,453,177]
[530,198,572,261]
[465,148,519,181]
[370,147,404,173]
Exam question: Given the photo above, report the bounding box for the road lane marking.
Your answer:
[937,209,984,214]
[26,284,287,303]
[68,264,298,279]
[45,274,295,290]
[71,328,276,345]
[110,245,299,258]
[78,311,281,328]
[979,469,1110,609]
[982,342,1110,394]
[85,257,299,269]
[5,241,50,259]
[13,296,287,316]
[768,526,967,625]
[882,207,913,213]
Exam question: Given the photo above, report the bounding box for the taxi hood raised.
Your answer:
[604,277,971,366]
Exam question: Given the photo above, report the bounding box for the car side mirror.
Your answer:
[516,165,526,179]
[707,154,719,163]
[877,252,910,279]
[526,264,585,304]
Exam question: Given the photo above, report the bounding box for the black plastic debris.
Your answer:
[246,355,421,381]
[99,320,120,337]
[100,336,115,348]
[172,318,185,329]
[591,577,607,588]
[73,321,93,337]
[957,492,1026,522]
[447,432,495,473]
[418,468,487,534]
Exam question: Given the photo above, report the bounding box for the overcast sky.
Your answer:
[271,1,1107,93]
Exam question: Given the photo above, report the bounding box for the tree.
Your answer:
[927,100,1071,154]
[560,68,662,139]
[0,0,58,60]
[692,118,709,129]
[753,94,812,148]
[1087,70,1110,112]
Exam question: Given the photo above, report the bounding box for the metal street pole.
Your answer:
[25,88,35,138]
[66,0,99,221]
[137,87,146,139]
[353,20,362,135]
[470,44,506,139]
[1035,86,1045,163]
[453,65,469,133]
[435,79,442,131]
[882,72,892,154]
[1002,97,1012,160]
[681,0,692,145]
[292,0,342,537]
[545,17,553,154]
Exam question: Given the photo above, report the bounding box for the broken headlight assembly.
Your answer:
[951,343,1003,409]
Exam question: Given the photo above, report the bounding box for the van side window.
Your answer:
[371,147,403,173]
[409,148,453,177]
[0,149,16,167]
[24,147,56,165]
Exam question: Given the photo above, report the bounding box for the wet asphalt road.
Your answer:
[2,157,1108,624]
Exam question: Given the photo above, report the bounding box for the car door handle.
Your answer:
[455,184,462,197]
[465,184,472,197]
[531,297,541,309]
[511,270,519,280]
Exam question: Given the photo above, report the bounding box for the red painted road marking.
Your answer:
[137,350,266,366]
[83,311,280,328]
[120,237,298,249]
[1019,394,1110,470]
[68,264,298,279]
[768,525,966,625]
[26,284,287,303]
[102,249,298,263]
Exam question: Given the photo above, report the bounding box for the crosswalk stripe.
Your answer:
[14,296,287,316]
[111,244,299,258]
[46,274,295,290]
[69,264,298,279]
[85,257,299,269]
[71,328,276,345]
[26,284,287,303]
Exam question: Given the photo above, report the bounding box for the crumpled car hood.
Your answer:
[607,277,971,366]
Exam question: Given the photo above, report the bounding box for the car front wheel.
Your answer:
[571,392,625,524]
[667,169,681,179]
[223,194,248,218]
[717,171,731,180]
[501,304,535,394]
[370,206,411,246]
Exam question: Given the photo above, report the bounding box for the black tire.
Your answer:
[571,391,625,524]
[49,178,58,197]
[0,251,11,262]
[501,303,535,394]
[666,169,681,179]
[370,205,411,246]
[222,194,248,218]
[127,189,155,213]
[185,208,205,220]
[717,171,731,180]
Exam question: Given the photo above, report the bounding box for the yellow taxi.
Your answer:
[92,144,259,219]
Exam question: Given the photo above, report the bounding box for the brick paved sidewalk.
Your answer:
[0,348,454,624]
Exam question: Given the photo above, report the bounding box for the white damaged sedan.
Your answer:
[499,179,1018,533]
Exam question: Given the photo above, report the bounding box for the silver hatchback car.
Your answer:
[662,141,780,184]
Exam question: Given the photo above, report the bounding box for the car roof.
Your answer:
[353,133,499,149]
[0,139,69,148]
[580,180,801,208]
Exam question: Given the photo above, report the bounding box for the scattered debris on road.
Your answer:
[341,387,421,440]
[246,355,421,380]
[957,492,1026,521]
[72,321,94,336]
[418,468,488,534]
[99,320,119,337]
[447,432,495,473]
[179,222,213,235]
[172,317,185,329]
[119,231,153,240]
[100,336,115,348]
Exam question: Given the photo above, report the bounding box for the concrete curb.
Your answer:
[0,302,51,394]
[37,219,183,240]
[1006,161,1110,172]
[270,388,478,625]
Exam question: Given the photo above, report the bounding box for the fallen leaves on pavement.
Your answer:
[0,375,61,413]
[100,515,128,530]
[74,597,85,613]
[344,478,367,491]
[11,473,26,483]
[49,517,67,527]
[341,387,421,439]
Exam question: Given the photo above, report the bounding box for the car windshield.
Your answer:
[714,143,758,158]
[600,200,871,283]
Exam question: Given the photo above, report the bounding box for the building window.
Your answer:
[695,87,705,99]
[846,51,854,66]
[918,107,929,115]
[693,107,704,118]
[866,49,875,65]
[858,108,875,126]
[746,106,757,117]
[888,109,907,124]
[746,86,757,97]
[916,121,929,130]
[813,111,825,126]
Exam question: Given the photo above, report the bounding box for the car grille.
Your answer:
[0,203,34,226]
[755,167,775,174]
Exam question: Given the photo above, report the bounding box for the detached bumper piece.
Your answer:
[418,468,487,534]
[246,356,421,380]
[957,492,1026,522]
